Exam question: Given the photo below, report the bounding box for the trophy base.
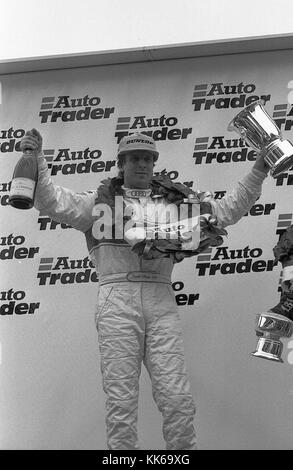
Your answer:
[251,337,284,363]
[265,140,293,178]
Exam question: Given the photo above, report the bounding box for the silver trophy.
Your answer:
[228,99,293,178]
[251,312,293,362]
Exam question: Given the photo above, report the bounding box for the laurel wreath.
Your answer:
[95,174,227,259]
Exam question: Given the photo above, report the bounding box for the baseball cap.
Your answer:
[117,133,159,158]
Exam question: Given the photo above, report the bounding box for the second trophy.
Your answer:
[228,99,293,178]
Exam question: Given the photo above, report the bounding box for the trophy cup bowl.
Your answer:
[228,99,293,178]
[251,311,293,362]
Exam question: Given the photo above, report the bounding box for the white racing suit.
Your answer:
[34,153,267,450]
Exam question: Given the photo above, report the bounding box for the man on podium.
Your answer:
[17,128,269,450]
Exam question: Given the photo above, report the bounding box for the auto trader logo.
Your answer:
[37,256,99,285]
[195,245,276,276]
[0,289,40,316]
[39,94,115,124]
[191,82,271,111]
[276,213,292,238]
[272,103,288,121]
[115,114,192,143]
[0,127,25,154]
[0,181,11,207]
[193,135,257,165]
[271,102,293,133]
[42,147,116,176]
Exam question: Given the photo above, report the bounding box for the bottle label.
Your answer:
[10,178,36,199]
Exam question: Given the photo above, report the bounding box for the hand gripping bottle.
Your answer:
[9,148,38,209]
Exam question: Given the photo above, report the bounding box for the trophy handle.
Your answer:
[237,126,247,140]
[227,121,248,142]
[227,119,236,132]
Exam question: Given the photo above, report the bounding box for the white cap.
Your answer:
[118,132,159,158]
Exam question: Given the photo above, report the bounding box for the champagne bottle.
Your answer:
[9,149,38,209]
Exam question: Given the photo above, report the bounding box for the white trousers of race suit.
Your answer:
[95,275,197,450]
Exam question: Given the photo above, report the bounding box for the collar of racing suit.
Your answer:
[121,186,152,199]
[94,175,211,206]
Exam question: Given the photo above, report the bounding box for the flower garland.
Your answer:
[94,174,227,257]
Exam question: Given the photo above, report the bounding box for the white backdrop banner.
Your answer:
[1,49,293,450]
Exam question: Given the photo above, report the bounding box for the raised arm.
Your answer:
[22,129,96,232]
[210,155,269,228]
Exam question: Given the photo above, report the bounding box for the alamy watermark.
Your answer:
[91,197,201,247]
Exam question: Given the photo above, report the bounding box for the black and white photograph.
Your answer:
[1,0,293,456]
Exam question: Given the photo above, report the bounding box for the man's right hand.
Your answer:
[20,128,43,156]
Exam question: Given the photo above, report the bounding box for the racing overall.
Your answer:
[34,153,267,449]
